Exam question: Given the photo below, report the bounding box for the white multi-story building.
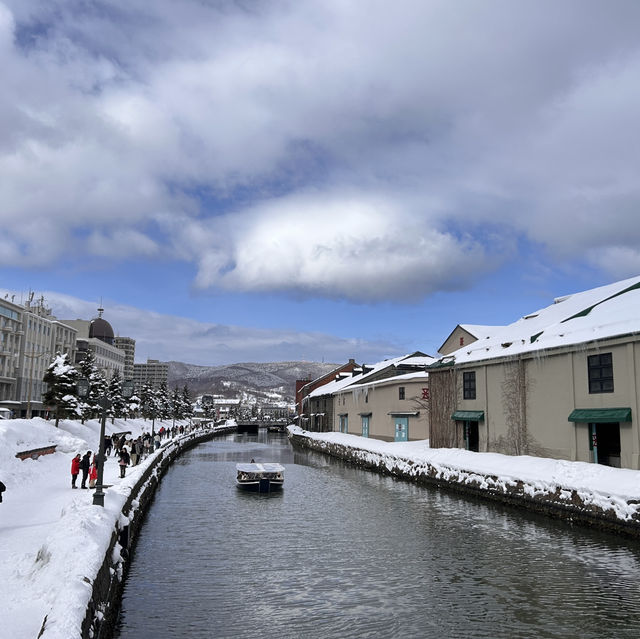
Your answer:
[133,359,169,391]
[0,297,23,413]
[113,336,136,382]
[18,296,78,417]
[0,294,79,417]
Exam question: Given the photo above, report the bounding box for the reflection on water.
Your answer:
[115,431,640,639]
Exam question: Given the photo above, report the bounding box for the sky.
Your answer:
[2,0,640,366]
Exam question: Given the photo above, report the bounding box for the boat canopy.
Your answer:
[236,463,285,473]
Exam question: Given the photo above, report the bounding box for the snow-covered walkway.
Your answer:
[0,417,211,639]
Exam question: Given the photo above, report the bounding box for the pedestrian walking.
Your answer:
[154,433,161,450]
[80,451,92,489]
[104,434,112,456]
[134,438,143,465]
[0,479,6,502]
[88,456,98,489]
[118,447,130,478]
[130,441,138,466]
[71,453,81,489]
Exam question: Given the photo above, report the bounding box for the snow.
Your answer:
[4,413,639,638]
[287,425,640,522]
[0,416,216,639]
[307,353,434,399]
[446,275,640,364]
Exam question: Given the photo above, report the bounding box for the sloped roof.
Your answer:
[459,324,502,339]
[307,371,362,398]
[346,370,429,391]
[438,324,502,354]
[308,352,433,398]
[439,275,640,365]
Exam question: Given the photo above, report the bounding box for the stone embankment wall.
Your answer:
[289,431,640,538]
[81,426,235,639]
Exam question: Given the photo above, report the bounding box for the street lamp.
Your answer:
[76,377,90,400]
[92,379,134,507]
[145,401,156,437]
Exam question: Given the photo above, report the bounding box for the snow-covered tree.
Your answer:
[126,394,141,419]
[157,381,171,419]
[77,351,108,421]
[171,386,182,423]
[182,385,193,420]
[139,383,160,420]
[108,369,126,419]
[42,353,80,427]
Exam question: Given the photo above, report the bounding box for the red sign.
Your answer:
[422,388,429,400]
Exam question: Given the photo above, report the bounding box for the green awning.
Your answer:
[568,408,632,423]
[451,410,485,421]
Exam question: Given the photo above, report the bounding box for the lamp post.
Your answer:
[92,379,134,507]
[145,401,156,437]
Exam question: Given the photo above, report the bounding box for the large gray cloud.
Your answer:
[2,1,640,297]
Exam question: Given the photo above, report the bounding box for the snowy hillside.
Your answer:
[167,360,339,400]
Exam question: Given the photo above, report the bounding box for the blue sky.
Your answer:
[2,1,639,366]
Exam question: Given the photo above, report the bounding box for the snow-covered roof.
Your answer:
[307,353,433,399]
[394,355,436,367]
[346,370,429,391]
[458,324,502,339]
[441,275,640,365]
[307,371,362,398]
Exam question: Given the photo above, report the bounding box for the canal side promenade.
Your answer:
[0,416,227,639]
[288,425,640,536]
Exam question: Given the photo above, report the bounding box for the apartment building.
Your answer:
[133,359,169,390]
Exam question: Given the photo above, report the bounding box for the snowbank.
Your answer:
[287,426,640,532]
[0,416,218,639]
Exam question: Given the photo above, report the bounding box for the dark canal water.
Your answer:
[114,431,640,638]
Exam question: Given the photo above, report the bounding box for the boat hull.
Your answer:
[236,478,283,492]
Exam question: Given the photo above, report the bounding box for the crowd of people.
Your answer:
[69,422,206,487]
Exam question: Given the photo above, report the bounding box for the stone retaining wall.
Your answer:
[289,431,640,538]
[81,426,236,639]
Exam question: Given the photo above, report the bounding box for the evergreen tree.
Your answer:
[158,381,171,419]
[171,386,182,423]
[126,393,141,419]
[109,369,126,418]
[77,351,110,421]
[77,351,99,421]
[139,383,161,421]
[42,353,80,427]
[182,385,193,420]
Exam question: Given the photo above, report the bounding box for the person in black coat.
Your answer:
[118,447,130,478]
[0,480,6,503]
[80,451,92,489]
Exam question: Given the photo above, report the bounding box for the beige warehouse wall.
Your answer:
[335,379,429,442]
[454,338,640,469]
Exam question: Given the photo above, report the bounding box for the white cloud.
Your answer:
[188,191,494,301]
[2,1,640,296]
[0,289,402,365]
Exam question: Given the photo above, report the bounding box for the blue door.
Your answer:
[394,417,408,442]
[339,414,348,433]
[361,415,370,438]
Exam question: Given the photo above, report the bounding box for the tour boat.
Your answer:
[236,462,285,492]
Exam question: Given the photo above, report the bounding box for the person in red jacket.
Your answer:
[71,453,81,489]
[89,455,98,488]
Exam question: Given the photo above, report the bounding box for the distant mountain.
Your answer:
[167,360,339,403]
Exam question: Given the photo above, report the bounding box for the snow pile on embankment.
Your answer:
[287,425,640,525]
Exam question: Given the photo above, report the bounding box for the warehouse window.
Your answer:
[463,371,476,400]
[588,353,614,394]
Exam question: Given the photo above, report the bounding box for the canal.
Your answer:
[115,431,640,638]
